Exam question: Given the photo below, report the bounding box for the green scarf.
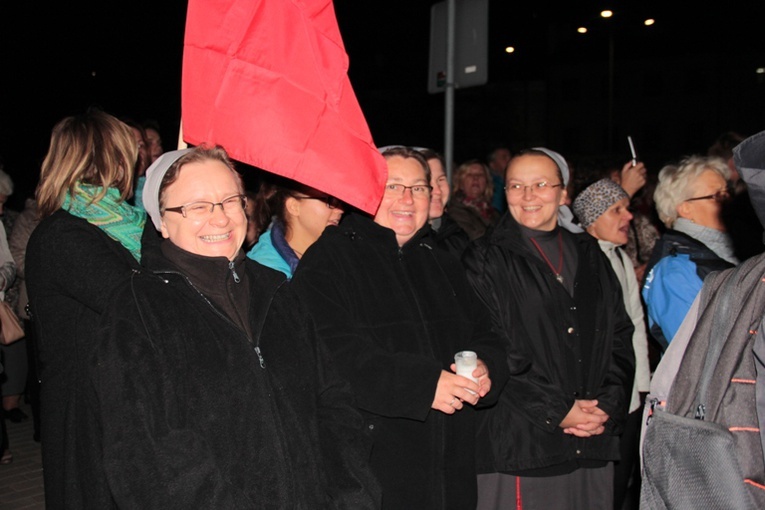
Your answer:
[62,183,146,262]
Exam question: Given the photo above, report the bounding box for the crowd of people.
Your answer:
[1,108,764,509]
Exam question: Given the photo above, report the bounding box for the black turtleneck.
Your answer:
[519,224,578,296]
[160,240,252,339]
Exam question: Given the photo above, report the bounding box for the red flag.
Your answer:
[182,0,386,215]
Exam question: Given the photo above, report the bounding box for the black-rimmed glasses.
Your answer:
[383,183,432,198]
[164,194,247,219]
[684,190,730,203]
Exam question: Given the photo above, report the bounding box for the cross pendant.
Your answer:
[555,274,564,284]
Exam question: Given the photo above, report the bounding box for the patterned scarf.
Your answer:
[62,182,146,262]
[453,190,496,220]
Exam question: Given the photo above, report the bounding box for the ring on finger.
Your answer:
[449,397,456,406]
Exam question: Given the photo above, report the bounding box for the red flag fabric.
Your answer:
[182,0,386,215]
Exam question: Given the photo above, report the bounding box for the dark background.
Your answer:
[2,1,763,209]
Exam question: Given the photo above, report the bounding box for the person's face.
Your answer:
[428,157,449,219]
[145,128,163,163]
[505,154,567,232]
[131,127,150,176]
[677,169,728,231]
[375,155,430,246]
[490,149,511,176]
[160,160,247,260]
[285,191,344,248]
[586,198,633,245]
[461,163,488,200]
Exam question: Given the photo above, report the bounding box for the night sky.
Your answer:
[2,0,762,205]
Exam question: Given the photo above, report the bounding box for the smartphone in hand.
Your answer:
[627,136,638,167]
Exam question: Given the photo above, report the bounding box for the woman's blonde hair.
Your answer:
[653,155,730,228]
[36,109,138,218]
[452,159,493,202]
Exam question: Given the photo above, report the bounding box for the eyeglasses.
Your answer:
[684,190,730,204]
[293,194,343,209]
[164,194,247,219]
[505,181,563,197]
[383,183,432,198]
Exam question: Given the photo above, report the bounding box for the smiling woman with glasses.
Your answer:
[292,145,512,510]
[246,174,344,279]
[462,148,635,509]
[78,144,380,508]
[642,156,739,349]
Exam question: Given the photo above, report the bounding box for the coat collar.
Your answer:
[489,212,593,256]
[340,212,434,252]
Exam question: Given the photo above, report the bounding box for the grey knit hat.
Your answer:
[572,178,629,228]
[143,148,194,230]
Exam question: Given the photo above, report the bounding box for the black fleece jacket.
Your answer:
[25,210,149,509]
[292,213,514,510]
[463,212,635,476]
[90,241,380,509]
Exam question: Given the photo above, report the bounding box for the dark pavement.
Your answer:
[0,402,44,509]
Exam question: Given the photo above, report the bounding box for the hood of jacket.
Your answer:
[734,129,765,231]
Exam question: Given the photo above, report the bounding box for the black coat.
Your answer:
[431,212,470,261]
[90,243,380,509]
[292,213,513,510]
[462,213,635,476]
[25,210,147,509]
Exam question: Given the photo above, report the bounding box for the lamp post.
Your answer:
[601,10,615,152]
[579,11,653,154]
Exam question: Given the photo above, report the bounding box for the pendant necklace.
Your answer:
[529,230,564,284]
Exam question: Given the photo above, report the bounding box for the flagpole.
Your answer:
[177,120,187,150]
[444,0,456,183]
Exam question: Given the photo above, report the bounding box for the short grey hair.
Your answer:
[0,169,14,196]
[653,155,729,228]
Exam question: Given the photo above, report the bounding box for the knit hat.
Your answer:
[572,178,629,228]
[143,148,194,230]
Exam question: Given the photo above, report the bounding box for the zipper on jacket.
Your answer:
[421,243,457,297]
[155,269,275,368]
[254,346,265,368]
[395,246,435,357]
[228,261,241,283]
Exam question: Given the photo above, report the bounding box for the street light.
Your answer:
[578,12,617,149]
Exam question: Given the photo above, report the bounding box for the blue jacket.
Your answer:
[246,223,298,279]
[642,229,733,348]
